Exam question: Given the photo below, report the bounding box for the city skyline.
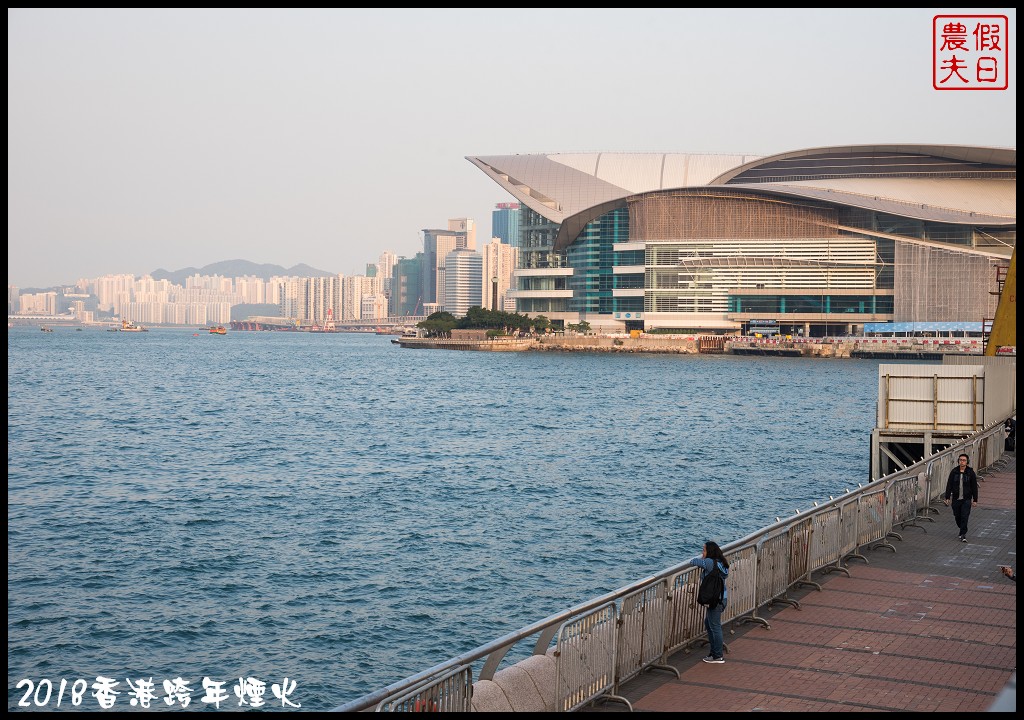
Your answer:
[8,256,396,293]
[10,232,520,325]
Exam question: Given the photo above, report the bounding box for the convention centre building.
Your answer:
[466,145,1015,336]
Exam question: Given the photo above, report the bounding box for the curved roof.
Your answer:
[465,152,761,222]
[467,145,1016,251]
[711,144,1016,184]
[724,179,1015,225]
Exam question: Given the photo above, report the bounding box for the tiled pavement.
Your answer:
[592,453,1016,713]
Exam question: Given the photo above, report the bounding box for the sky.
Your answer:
[7,8,1017,289]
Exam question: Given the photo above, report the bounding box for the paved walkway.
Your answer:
[597,453,1017,713]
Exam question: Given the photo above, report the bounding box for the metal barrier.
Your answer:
[755,530,799,609]
[837,495,863,566]
[663,567,705,656]
[889,475,924,534]
[809,507,848,577]
[859,487,893,553]
[614,580,677,691]
[553,603,624,711]
[376,665,473,712]
[723,545,764,629]
[333,415,1012,713]
[788,516,816,589]
[914,467,938,522]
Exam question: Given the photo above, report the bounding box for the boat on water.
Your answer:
[111,319,148,332]
[209,326,227,335]
[40,326,54,333]
[309,308,337,333]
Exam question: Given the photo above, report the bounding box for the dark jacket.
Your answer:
[944,465,979,502]
[690,557,729,603]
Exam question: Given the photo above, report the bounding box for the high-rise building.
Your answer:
[377,251,398,282]
[303,276,340,326]
[443,248,482,317]
[360,293,389,321]
[421,218,475,306]
[234,276,267,304]
[278,277,304,320]
[392,255,423,317]
[95,274,136,312]
[18,291,57,315]
[492,203,521,247]
[481,239,518,311]
[377,250,398,305]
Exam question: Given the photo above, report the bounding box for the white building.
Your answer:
[444,248,483,317]
[481,238,518,312]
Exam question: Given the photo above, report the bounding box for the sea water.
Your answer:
[8,326,898,710]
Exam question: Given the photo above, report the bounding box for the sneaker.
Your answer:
[702,656,725,664]
[960,536,968,543]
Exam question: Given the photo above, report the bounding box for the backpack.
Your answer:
[697,563,725,607]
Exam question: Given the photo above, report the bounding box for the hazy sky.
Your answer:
[8,8,1017,289]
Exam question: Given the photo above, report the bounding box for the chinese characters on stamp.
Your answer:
[934,15,1009,90]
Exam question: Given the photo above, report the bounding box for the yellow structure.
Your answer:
[985,248,1016,355]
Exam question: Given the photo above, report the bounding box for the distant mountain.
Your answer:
[150,259,337,286]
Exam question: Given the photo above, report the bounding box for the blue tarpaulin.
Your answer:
[863,321,983,334]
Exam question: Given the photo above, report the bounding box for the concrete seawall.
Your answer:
[535,336,700,353]
[397,335,987,359]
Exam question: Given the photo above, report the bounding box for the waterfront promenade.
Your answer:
[596,453,1017,713]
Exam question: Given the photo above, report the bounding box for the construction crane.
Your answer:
[984,247,1016,356]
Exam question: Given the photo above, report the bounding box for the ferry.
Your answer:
[209,325,228,335]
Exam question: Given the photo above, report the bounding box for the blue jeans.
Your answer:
[704,598,727,658]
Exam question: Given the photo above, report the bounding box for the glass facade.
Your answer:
[515,207,567,314]
[517,207,562,269]
[567,208,629,315]
[492,204,521,247]
[392,255,423,316]
[728,294,894,314]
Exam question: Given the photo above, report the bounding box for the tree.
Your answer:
[455,306,533,334]
[567,321,591,334]
[461,306,494,329]
[531,315,551,334]
[417,311,457,337]
[418,307,536,336]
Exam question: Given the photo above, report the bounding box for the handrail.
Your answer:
[332,416,1012,712]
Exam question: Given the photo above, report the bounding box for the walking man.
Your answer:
[943,453,978,542]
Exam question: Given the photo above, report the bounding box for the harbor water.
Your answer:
[7,327,910,710]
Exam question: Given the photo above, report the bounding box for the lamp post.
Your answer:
[491,276,499,311]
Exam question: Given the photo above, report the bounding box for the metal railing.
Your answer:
[335,417,1011,712]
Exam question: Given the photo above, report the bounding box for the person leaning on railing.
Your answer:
[690,541,730,664]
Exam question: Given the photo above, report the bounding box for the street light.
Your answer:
[491,276,499,311]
